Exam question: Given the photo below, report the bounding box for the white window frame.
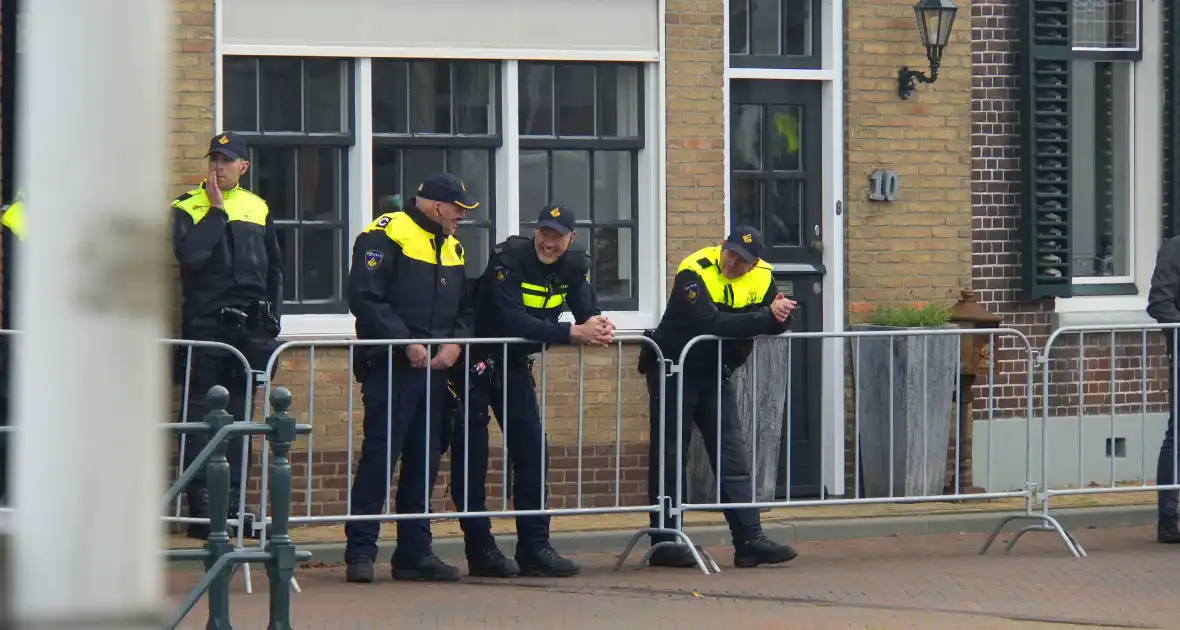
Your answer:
[1054,0,1162,327]
[214,24,666,338]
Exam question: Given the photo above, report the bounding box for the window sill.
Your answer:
[1051,293,1152,331]
[278,310,660,342]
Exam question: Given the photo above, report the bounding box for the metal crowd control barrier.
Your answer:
[669,327,1065,574]
[1000,322,1180,558]
[163,385,312,630]
[255,336,695,571]
[165,337,261,592]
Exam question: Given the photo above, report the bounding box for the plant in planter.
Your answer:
[849,301,958,499]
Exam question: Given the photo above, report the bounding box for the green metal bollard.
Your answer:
[264,387,297,630]
[201,385,235,630]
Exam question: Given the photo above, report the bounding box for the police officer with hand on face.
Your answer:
[447,203,614,579]
[640,226,799,568]
[344,173,476,584]
[172,132,283,539]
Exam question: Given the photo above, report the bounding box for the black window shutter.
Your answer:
[1019,0,1073,299]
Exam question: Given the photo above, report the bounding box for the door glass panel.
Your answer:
[769,105,803,171]
[732,104,764,171]
[769,179,804,247]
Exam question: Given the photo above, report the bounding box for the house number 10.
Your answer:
[868,170,900,202]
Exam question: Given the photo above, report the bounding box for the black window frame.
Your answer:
[222,55,356,316]
[370,59,503,279]
[728,79,823,268]
[729,0,823,70]
[517,61,646,313]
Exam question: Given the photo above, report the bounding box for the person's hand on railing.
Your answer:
[429,343,462,370]
[571,316,615,346]
[406,343,430,369]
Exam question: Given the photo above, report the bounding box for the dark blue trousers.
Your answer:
[344,365,446,563]
[450,367,550,556]
[1159,355,1179,519]
[645,369,760,544]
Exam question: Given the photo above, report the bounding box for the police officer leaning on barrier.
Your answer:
[640,226,799,568]
[448,203,615,579]
[1147,233,1180,543]
[172,132,283,540]
[0,192,25,503]
[344,172,475,584]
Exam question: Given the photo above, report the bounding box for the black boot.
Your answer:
[733,533,798,568]
[185,487,211,540]
[392,550,461,582]
[467,544,520,578]
[346,558,375,583]
[1158,518,1180,544]
[648,545,698,568]
[517,546,580,577]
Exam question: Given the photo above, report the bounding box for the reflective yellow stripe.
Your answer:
[173,184,269,227]
[364,212,465,267]
[521,293,566,309]
[520,282,547,292]
[677,245,773,308]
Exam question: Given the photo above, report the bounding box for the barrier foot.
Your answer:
[291,577,302,593]
[613,528,653,571]
[616,527,712,575]
[978,513,1083,558]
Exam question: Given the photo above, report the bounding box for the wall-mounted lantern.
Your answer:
[898,0,958,100]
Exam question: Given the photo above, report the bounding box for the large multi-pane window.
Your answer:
[371,60,500,277]
[221,57,649,321]
[222,56,354,315]
[517,62,643,311]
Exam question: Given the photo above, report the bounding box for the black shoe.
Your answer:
[1158,519,1180,544]
[185,488,211,540]
[392,552,461,582]
[734,533,798,568]
[467,545,520,578]
[345,558,374,583]
[647,545,698,568]
[517,546,580,577]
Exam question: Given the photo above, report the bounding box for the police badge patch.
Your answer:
[364,250,384,270]
[683,282,700,303]
[495,265,507,282]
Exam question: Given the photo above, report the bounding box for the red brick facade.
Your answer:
[970,0,1171,426]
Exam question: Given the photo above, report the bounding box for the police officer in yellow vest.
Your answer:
[641,226,799,568]
[0,192,24,502]
[448,203,615,579]
[344,172,475,584]
[172,132,283,539]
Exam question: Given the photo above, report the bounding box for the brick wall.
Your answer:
[665,0,727,277]
[843,0,974,491]
[970,0,1171,428]
[844,0,973,317]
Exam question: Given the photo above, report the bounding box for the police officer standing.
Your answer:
[641,226,798,568]
[449,204,614,578]
[172,132,283,539]
[0,191,25,502]
[344,173,475,584]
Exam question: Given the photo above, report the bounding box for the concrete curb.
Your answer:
[266,504,1152,567]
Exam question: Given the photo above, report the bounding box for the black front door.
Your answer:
[729,79,824,498]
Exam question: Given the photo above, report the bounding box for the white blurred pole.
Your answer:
[13,0,171,628]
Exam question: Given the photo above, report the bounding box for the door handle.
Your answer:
[808,239,823,255]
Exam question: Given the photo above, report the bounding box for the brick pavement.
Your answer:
[172,525,1174,629]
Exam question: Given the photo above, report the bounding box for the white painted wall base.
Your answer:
[972,414,1169,493]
